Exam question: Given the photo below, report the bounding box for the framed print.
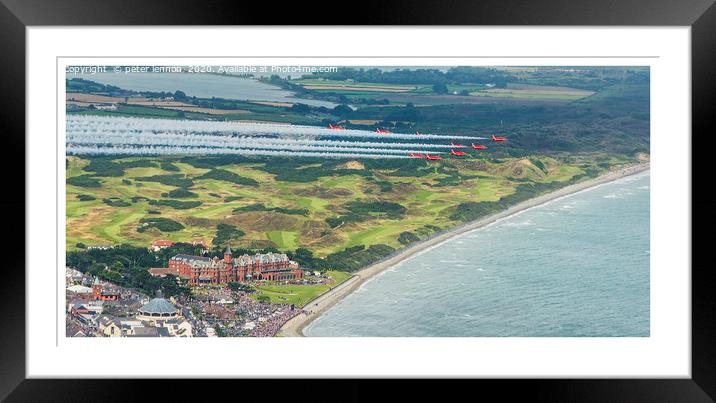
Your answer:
[2,0,715,400]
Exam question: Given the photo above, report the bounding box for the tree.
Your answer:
[290,103,311,114]
[433,83,449,94]
[332,104,353,117]
[174,90,187,99]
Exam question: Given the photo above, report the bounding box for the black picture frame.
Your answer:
[1,0,714,401]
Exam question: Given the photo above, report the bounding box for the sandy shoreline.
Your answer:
[278,162,650,337]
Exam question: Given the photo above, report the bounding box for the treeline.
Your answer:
[289,244,396,273]
[233,203,309,216]
[66,243,208,297]
[304,66,515,86]
[67,78,124,94]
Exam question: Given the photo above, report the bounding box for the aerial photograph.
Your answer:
[64,65,650,338]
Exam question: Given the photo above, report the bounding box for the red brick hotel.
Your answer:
[163,245,304,285]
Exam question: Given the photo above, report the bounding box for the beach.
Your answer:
[278,162,650,337]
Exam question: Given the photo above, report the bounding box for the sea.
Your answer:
[305,172,650,337]
[66,72,338,108]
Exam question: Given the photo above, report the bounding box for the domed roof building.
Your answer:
[137,290,179,322]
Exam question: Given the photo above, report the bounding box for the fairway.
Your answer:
[266,231,298,249]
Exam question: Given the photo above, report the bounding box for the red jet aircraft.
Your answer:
[450,149,469,156]
[376,128,392,134]
[471,144,488,149]
[328,124,345,130]
[425,155,442,160]
[409,153,425,158]
[491,134,507,141]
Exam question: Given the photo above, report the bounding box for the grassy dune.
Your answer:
[65,154,613,256]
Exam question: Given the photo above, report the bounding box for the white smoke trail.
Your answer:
[66,144,411,159]
[66,115,485,141]
[67,133,445,155]
[67,131,457,150]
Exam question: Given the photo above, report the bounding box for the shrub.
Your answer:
[67,175,102,188]
[138,217,184,232]
[398,231,420,245]
[233,203,308,216]
[135,174,194,188]
[160,161,180,171]
[148,199,202,209]
[102,198,131,207]
[162,188,198,198]
[212,224,245,247]
[197,169,258,187]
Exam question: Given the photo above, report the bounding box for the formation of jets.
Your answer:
[327,124,507,161]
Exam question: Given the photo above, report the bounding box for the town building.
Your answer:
[99,316,122,337]
[67,284,93,295]
[91,277,120,301]
[137,293,180,323]
[165,245,304,286]
[150,239,175,252]
[150,239,209,253]
[127,292,193,337]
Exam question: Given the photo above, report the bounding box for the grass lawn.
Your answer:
[251,270,352,307]
[266,230,298,249]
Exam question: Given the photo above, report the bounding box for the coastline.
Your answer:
[278,162,650,337]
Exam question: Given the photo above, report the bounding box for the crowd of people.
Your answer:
[180,286,302,337]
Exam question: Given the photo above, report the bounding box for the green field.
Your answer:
[251,270,353,307]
